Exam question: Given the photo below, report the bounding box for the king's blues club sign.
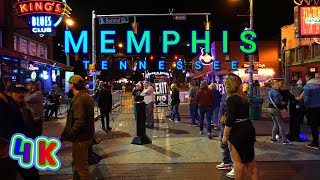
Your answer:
[13,0,72,35]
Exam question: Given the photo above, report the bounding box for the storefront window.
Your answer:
[1,57,20,85]
[297,48,303,61]
[313,44,320,57]
[303,46,311,60]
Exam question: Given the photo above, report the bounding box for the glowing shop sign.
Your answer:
[31,16,53,34]
[43,70,49,80]
[199,47,214,65]
[31,71,37,80]
[299,5,320,37]
[52,70,56,82]
[14,0,72,35]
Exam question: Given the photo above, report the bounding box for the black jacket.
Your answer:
[0,93,26,141]
[171,89,180,106]
[98,89,112,111]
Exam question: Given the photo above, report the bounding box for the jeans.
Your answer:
[72,141,90,180]
[268,108,287,142]
[219,124,232,164]
[306,107,320,146]
[212,107,219,125]
[199,106,212,133]
[172,103,181,122]
[189,104,197,125]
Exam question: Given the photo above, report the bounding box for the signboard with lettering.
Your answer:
[99,17,129,24]
[13,0,72,35]
[20,38,28,54]
[299,5,320,37]
[30,42,37,56]
[154,79,169,107]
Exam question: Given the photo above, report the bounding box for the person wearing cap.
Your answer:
[60,75,94,179]
[6,83,40,179]
[132,82,144,121]
[0,84,27,179]
[98,83,112,131]
[140,81,155,128]
[25,80,44,136]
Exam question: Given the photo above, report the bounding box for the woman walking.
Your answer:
[169,83,181,123]
[222,75,259,180]
[267,80,291,144]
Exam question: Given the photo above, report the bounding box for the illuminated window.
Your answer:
[225,54,230,61]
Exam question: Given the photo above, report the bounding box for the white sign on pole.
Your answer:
[65,71,74,93]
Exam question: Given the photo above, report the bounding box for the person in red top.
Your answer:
[196,80,214,139]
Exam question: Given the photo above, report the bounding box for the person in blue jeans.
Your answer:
[209,83,222,129]
[216,93,234,177]
[196,81,213,139]
[169,83,181,123]
[188,82,197,126]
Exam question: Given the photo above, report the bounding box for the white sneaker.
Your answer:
[199,131,204,135]
[216,162,232,170]
[226,168,235,179]
[276,134,280,140]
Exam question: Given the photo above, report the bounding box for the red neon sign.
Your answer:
[14,1,63,16]
[299,6,320,37]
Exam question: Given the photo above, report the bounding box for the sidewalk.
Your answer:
[39,95,320,179]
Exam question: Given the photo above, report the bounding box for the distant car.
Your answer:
[264,78,284,87]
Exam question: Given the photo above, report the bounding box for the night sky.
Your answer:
[55,0,296,55]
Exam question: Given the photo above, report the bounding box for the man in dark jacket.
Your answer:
[60,75,95,180]
[45,89,61,120]
[7,83,40,180]
[98,83,112,131]
[0,84,27,180]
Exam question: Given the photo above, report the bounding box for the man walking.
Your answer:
[98,83,112,131]
[188,82,198,126]
[304,73,320,149]
[141,81,155,128]
[60,75,95,180]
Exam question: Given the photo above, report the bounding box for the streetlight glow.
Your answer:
[119,43,123,48]
[66,18,74,26]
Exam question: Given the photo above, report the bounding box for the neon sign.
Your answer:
[14,0,72,35]
[299,5,320,37]
[31,71,37,80]
[199,47,214,65]
[52,70,56,82]
[43,70,49,80]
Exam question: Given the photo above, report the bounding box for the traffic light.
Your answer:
[205,21,211,30]
[174,56,178,60]
[132,22,138,35]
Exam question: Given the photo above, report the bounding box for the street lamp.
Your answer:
[118,43,123,48]
[65,18,74,66]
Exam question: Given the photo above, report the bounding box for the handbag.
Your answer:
[269,93,289,119]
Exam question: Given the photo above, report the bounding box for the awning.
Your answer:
[0,48,73,71]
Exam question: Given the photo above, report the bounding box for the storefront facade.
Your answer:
[281,6,320,83]
[0,0,72,94]
[191,40,280,84]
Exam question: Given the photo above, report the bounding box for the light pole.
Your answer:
[65,18,74,66]
[248,0,254,97]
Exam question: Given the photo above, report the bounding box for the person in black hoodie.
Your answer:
[169,83,181,123]
[278,80,302,142]
[98,83,113,131]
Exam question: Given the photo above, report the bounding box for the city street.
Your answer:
[38,93,320,180]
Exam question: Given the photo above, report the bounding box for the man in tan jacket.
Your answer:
[60,75,94,180]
